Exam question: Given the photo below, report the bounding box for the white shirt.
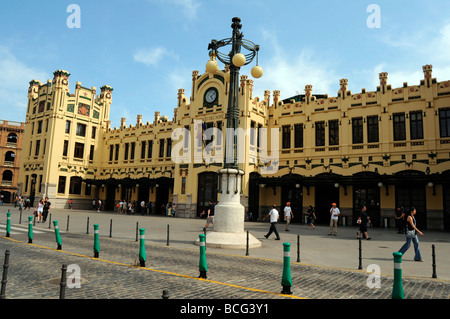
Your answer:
[330,207,340,220]
[269,208,279,223]
[284,206,292,217]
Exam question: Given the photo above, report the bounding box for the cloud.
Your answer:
[0,46,49,119]
[150,0,201,21]
[133,47,178,67]
[251,29,339,100]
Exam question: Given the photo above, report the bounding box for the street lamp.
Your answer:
[207,16,262,169]
[199,17,262,249]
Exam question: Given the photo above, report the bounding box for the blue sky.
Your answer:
[1,0,450,127]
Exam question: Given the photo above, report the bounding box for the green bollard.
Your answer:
[6,211,11,237]
[28,216,33,243]
[392,252,405,299]
[198,234,207,278]
[93,224,100,258]
[139,228,146,267]
[53,220,62,250]
[281,242,293,294]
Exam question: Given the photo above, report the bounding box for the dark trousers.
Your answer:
[43,210,49,222]
[266,222,280,239]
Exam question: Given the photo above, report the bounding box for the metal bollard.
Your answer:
[66,215,70,231]
[281,242,293,294]
[0,250,10,299]
[28,216,33,243]
[432,244,437,279]
[109,219,112,238]
[198,234,207,278]
[48,213,52,229]
[358,238,362,270]
[53,220,62,250]
[245,230,249,256]
[6,211,11,237]
[86,217,90,234]
[135,222,139,242]
[93,224,100,258]
[139,228,146,267]
[392,252,405,299]
[166,224,170,246]
[297,235,300,263]
[60,264,67,299]
[162,290,170,299]
[19,210,22,224]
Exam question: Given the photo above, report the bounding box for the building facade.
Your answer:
[0,120,24,204]
[18,64,450,230]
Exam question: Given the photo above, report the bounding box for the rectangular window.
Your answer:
[115,144,119,161]
[166,138,172,158]
[124,143,129,160]
[63,140,69,157]
[141,141,146,159]
[159,139,165,158]
[352,117,363,144]
[89,145,94,161]
[217,121,222,146]
[250,121,256,146]
[393,113,406,141]
[109,145,114,161]
[147,140,153,159]
[37,121,43,134]
[35,140,40,156]
[282,125,291,149]
[130,142,135,160]
[184,126,190,148]
[65,121,71,134]
[294,124,303,148]
[439,107,450,138]
[410,111,423,140]
[328,119,339,146]
[29,141,33,156]
[74,142,84,159]
[76,123,86,137]
[25,175,29,193]
[257,124,262,148]
[43,139,46,155]
[91,126,96,139]
[367,115,379,143]
[58,176,66,194]
[85,183,92,195]
[38,175,43,193]
[315,121,325,147]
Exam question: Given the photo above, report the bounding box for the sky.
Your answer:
[1,0,450,128]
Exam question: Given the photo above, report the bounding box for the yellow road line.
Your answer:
[1,236,305,299]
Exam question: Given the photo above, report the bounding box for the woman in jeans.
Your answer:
[398,207,423,261]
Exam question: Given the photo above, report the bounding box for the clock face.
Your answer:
[205,88,217,104]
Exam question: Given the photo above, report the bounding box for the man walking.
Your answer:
[283,202,294,231]
[263,205,281,240]
[202,200,215,231]
[329,203,340,236]
[357,206,371,240]
[43,197,51,223]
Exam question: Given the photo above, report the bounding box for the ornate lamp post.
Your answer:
[200,17,262,249]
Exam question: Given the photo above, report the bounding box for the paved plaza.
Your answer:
[0,204,449,302]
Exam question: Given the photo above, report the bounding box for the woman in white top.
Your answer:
[36,199,44,223]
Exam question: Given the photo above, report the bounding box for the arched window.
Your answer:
[4,151,15,163]
[7,133,17,144]
[2,170,13,182]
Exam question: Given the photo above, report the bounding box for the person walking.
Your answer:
[328,203,340,236]
[35,199,44,223]
[398,207,423,261]
[263,205,281,240]
[306,205,316,229]
[283,202,294,231]
[202,200,215,231]
[42,197,51,223]
[357,206,371,240]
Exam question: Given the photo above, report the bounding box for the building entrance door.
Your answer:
[443,184,450,231]
[396,184,427,230]
[353,186,380,227]
[314,185,339,225]
[196,172,218,217]
[281,185,302,223]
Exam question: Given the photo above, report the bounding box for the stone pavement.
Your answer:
[0,205,449,302]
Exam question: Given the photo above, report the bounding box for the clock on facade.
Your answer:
[204,87,218,105]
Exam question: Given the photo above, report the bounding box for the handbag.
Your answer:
[406,229,416,238]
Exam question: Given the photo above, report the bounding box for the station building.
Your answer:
[0,120,25,204]
[17,64,450,230]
